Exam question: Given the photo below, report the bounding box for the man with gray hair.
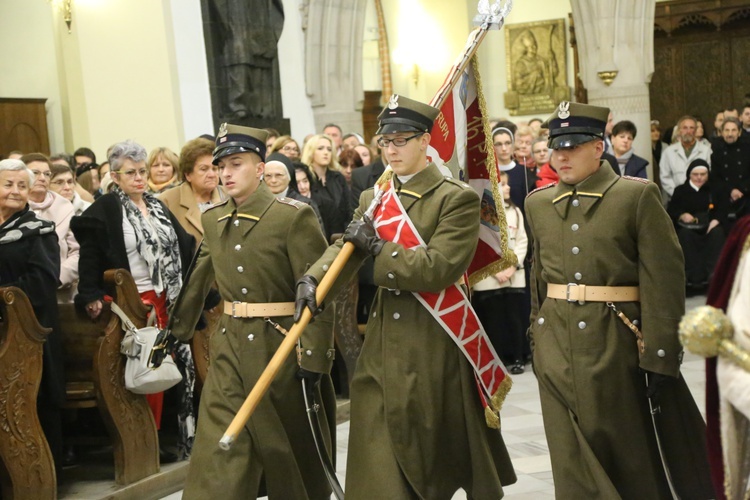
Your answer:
[659,115,712,200]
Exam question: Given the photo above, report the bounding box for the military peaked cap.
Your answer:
[543,101,610,149]
[376,94,440,135]
[213,123,268,164]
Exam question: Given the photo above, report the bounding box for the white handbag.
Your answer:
[111,302,183,394]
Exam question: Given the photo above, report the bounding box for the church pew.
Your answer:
[58,268,159,486]
[0,286,56,500]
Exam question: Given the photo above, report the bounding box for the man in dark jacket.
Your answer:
[711,117,750,222]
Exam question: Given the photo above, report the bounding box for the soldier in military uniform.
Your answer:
[526,102,714,498]
[169,124,336,499]
[294,95,516,498]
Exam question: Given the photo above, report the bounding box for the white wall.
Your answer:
[165,0,214,143]
[0,0,66,154]
[277,0,317,141]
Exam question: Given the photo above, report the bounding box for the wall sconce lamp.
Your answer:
[411,63,420,86]
[48,0,73,34]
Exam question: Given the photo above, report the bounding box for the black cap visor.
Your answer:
[376,122,424,136]
[549,133,600,150]
[212,145,263,164]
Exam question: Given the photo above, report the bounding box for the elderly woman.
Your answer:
[147,147,180,194]
[21,153,80,300]
[71,140,196,461]
[159,138,225,248]
[667,158,728,293]
[265,159,325,232]
[301,134,351,241]
[49,163,91,215]
[51,153,94,203]
[0,158,65,472]
[268,135,301,162]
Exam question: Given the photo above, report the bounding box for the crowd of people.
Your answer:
[2,97,749,497]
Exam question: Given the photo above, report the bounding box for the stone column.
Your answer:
[571,0,656,179]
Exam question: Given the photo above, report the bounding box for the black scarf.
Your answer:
[0,205,56,245]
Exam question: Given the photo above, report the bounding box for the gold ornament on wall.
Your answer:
[503,18,571,116]
[597,70,619,86]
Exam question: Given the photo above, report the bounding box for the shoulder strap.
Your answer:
[110,302,138,334]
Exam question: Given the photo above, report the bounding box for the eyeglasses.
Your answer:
[115,168,148,179]
[51,179,76,186]
[377,132,424,148]
[281,145,299,153]
[31,170,52,179]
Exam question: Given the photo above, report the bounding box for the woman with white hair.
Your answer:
[71,140,196,462]
[0,158,65,472]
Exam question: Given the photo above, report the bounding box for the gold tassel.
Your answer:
[468,56,517,287]
[485,405,500,429]
[485,374,513,428]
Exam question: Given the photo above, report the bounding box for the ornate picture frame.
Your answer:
[503,18,570,116]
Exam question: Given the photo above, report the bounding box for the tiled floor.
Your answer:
[162,294,709,499]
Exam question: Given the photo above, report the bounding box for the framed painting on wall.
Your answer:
[503,18,570,116]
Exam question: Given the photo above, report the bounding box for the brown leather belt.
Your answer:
[223,301,295,318]
[547,283,639,303]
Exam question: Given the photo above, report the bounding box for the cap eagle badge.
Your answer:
[387,95,400,110]
[557,101,570,119]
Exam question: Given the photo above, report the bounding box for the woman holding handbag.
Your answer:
[71,140,196,462]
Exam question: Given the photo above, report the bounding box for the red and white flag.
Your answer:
[427,55,516,285]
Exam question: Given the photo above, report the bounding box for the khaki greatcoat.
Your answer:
[307,163,516,499]
[526,164,714,499]
[171,182,336,499]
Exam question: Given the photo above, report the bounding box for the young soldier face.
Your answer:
[379,131,430,177]
[550,139,603,185]
[218,152,264,206]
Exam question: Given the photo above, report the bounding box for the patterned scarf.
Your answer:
[0,206,56,245]
[114,187,182,303]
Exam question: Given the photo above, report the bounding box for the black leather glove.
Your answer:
[296,367,322,387]
[644,370,670,407]
[149,329,179,368]
[294,275,322,322]
[343,216,385,256]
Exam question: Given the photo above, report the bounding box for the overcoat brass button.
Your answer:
[241,288,248,294]
[234,220,240,226]
[237,266,244,273]
[538,317,545,325]
[578,321,586,329]
[305,349,313,356]
[372,311,377,318]
[571,224,579,231]
[391,251,398,258]
[574,272,582,280]
[387,272,395,279]
[322,264,329,271]
[633,319,640,326]
[572,247,580,255]
[657,349,666,358]
[235,244,241,251]
[394,290,401,295]
[393,313,400,320]
[247,334,254,341]
[572,199,580,207]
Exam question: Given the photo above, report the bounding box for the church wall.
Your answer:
[0,0,66,154]
[475,0,575,124]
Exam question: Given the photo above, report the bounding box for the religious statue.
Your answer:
[205,0,285,122]
[513,30,556,95]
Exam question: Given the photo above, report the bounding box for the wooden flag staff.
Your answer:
[219,0,513,451]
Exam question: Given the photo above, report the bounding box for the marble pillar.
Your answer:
[571,0,656,178]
